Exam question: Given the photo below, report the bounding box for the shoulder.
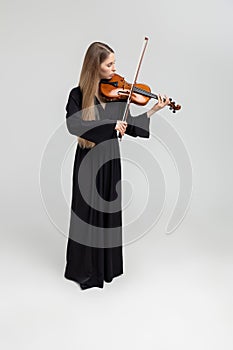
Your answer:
[65,86,83,115]
[66,86,82,112]
[68,86,82,101]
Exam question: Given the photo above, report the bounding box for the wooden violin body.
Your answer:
[100,73,181,113]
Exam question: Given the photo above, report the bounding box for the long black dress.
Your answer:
[64,86,150,290]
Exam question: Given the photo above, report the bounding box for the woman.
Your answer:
[64,41,170,290]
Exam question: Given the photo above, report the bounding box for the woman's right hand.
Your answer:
[115,120,127,136]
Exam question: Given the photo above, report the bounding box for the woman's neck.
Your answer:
[95,89,106,109]
[95,89,105,102]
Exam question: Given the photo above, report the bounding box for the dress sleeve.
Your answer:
[125,110,150,138]
[65,89,117,144]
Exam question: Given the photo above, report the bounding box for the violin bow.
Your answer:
[118,36,149,141]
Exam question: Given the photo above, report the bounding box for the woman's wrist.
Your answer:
[147,106,159,118]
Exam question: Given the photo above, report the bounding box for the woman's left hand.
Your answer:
[155,94,170,110]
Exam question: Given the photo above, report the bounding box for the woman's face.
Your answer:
[99,52,116,80]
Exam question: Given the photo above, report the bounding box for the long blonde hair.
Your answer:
[78,42,114,148]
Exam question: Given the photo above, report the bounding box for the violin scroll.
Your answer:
[168,97,182,113]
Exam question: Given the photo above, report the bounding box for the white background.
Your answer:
[1,0,233,349]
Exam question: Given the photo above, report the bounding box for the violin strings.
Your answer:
[133,86,158,100]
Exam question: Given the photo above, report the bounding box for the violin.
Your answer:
[100,73,181,113]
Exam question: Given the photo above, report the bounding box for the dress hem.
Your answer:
[64,270,123,290]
